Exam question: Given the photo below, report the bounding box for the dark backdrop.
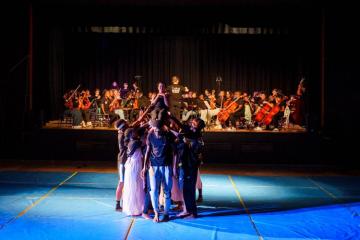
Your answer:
[2,2,360,164]
[65,34,306,94]
[34,5,319,122]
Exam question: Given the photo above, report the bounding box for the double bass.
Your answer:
[291,79,305,125]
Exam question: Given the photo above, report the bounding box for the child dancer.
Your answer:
[115,119,128,211]
[122,127,145,216]
[141,119,174,223]
[170,117,205,218]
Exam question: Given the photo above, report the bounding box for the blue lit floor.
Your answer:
[0,171,359,240]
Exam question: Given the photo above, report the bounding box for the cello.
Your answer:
[262,95,286,126]
[254,101,272,123]
[217,95,244,124]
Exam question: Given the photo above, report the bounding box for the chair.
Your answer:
[94,113,110,127]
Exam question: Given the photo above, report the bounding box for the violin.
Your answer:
[109,97,121,112]
[81,97,95,110]
[209,95,216,110]
[64,84,81,110]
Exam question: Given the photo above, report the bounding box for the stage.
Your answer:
[20,120,318,165]
[0,165,359,240]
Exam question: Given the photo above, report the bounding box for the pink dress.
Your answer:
[122,148,144,216]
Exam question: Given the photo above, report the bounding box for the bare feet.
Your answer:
[176,211,190,217]
[153,212,160,223]
[142,213,151,220]
[172,205,183,211]
[184,214,197,219]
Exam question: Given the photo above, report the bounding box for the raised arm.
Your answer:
[141,144,151,179]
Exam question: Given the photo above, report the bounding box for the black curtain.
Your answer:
[64,33,306,92]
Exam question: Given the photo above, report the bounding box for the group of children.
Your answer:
[114,82,205,222]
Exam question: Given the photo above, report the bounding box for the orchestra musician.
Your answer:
[59,78,308,131]
[93,88,102,114]
[101,90,118,126]
[198,94,210,124]
[167,76,186,119]
[291,78,307,127]
[242,94,254,127]
[79,89,92,127]
[110,90,125,120]
[120,82,130,99]
[216,91,226,109]
[181,92,198,122]
[227,91,244,128]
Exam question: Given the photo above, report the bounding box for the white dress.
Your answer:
[122,148,145,216]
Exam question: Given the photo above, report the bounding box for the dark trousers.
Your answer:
[82,109,90,123]
[109,112,119,125]
[170,101,182,120]
[229,111,242,126]
[71,109,83,126]
[143,170,153,214]
[183,167,198,216]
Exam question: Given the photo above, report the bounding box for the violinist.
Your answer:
[120,82,130,99]
[79,90,92,127]
[216,91,226,109]
[110,90,125,120]
[130,91,149,121]
[63,89,75,121]
[204,89,211,102]
[70,92,84,128]
[204,89,217,110]
[101,90,118,126]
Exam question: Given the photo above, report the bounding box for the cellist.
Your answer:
[227,91,244,128]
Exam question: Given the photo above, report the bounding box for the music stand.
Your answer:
[134,75,143,90]
[216,76,222,92]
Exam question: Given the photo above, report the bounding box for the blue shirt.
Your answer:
[147,130,174,166]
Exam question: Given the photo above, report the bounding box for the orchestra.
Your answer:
[62,78,306,131]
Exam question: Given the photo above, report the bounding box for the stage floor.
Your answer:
[43,120,306,133]
[0,168,359,239]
